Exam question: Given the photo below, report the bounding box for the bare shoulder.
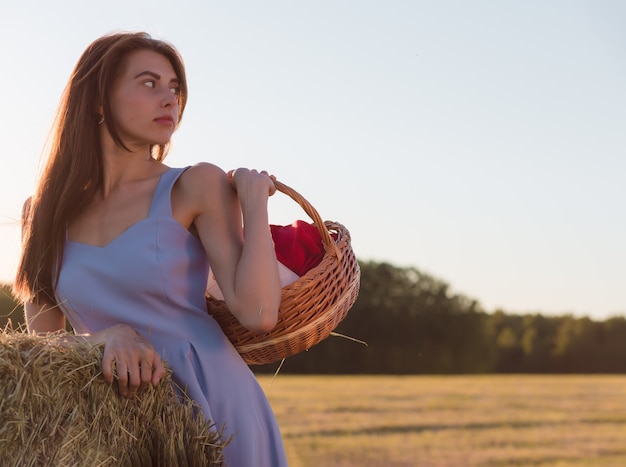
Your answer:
[174,163,234,216]
[182,162,225,183]
[179,163,230,195]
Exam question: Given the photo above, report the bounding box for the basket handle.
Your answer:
[272,179,341,260]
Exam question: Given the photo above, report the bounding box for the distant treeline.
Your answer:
[255,261,626,374]
[2,261,625,374]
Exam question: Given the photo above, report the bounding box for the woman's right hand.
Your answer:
[93,324,166,398]
[226,168,277,202]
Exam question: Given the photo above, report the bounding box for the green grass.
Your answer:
[256,374,626,466]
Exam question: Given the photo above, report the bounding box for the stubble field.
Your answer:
[257,374,626,466]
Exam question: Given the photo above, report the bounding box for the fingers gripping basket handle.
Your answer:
[207,177,360,365]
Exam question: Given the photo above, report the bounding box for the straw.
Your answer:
[0,330,228,466]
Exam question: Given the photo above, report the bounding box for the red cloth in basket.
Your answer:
[270,220,326,276]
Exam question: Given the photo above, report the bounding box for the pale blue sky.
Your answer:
[1,1,624,319]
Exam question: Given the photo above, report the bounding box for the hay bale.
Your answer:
[0,331,227,466]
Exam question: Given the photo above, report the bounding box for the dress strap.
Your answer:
[149,167,190,218]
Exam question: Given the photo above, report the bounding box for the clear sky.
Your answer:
[1,1,624,319]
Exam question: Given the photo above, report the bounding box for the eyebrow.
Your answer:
[133,71,180,85]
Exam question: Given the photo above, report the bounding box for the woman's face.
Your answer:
[108,49,181,151]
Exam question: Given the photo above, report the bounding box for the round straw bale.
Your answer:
[0,330,228,466]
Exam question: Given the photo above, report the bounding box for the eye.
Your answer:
[170,85,181,95]
[143,80,156,88]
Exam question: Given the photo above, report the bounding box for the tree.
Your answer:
[257,261,496,374]
[0,285,24,331]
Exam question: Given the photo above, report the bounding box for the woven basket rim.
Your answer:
[234,273,360,354]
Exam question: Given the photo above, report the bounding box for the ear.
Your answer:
[96,104,105,124]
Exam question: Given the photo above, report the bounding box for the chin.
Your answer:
[150,134,173,146]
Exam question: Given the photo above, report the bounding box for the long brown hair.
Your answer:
[13,32,188,304]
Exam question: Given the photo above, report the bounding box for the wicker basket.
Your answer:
[206,179,360,365]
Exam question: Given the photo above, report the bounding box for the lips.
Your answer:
[154,116,174,126]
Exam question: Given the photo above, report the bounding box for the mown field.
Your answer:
[256,374,626,466]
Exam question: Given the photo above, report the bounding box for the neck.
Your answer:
[100,139,157,198]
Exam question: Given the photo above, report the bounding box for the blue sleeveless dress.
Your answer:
[55,167,288,467]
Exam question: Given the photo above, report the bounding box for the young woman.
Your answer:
[13,31,287,466]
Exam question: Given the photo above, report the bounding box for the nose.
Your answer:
[161,89,178,108]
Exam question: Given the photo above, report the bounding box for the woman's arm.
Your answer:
[25,300,166,398]
[176,163,281,334]
[25,300,66,334]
